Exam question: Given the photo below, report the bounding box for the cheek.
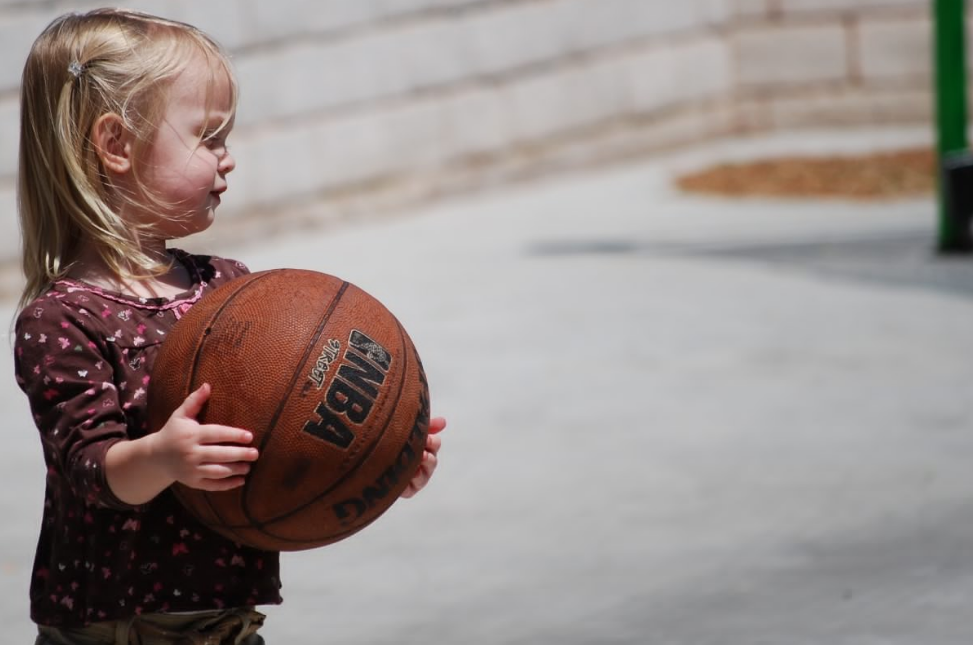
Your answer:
[188,151,220,180]
[158,154,217,190]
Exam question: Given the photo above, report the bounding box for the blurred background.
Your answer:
[2,1,973,644]
[0,0,956,264]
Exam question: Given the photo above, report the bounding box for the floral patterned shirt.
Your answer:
[14,250,282,628]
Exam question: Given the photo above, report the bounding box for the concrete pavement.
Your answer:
[2,127,972,644]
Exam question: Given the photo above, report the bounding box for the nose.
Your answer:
[218,148,236,175]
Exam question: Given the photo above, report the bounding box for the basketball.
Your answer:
[146,269,430,551]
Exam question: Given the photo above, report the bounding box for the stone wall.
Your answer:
[0,0,946,264]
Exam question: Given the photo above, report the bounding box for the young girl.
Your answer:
[14,9,445,645]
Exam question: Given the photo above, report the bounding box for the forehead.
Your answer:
[165,52,235,120]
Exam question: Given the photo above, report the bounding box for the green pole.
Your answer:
[933,0,969,252]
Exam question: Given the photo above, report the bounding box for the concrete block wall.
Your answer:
[0,0,950,268]
[731,0,937,131]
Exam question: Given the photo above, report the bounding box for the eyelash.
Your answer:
[202,134,230,155]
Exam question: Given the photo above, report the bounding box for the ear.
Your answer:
[91,113,134,175]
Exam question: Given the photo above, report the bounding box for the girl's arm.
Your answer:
[16,303,135,509]
[105,383,258,506]
[15,301,255,509]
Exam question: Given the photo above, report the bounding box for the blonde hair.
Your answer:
[17,8,238,310]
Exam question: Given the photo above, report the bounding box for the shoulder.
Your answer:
[13,285,109,378]
[15,284,101,337]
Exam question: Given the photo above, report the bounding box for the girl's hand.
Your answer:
[400,416,446,499]
[150,383,259,491]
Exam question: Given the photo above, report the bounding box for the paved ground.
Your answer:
[2,127,973,644]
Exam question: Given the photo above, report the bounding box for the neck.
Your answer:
[66,245,192,300]
[131,234,170,264]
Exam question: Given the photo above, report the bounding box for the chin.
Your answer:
[165,212,216,240]
[199,211,216,232]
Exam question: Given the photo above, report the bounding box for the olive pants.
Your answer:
[34,608,265,645]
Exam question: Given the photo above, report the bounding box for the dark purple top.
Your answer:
[14,250,282,627]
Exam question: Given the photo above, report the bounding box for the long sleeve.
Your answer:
[15,294,134,510]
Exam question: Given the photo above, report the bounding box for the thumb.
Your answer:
[428,416,447,434]
[175,383,211,420]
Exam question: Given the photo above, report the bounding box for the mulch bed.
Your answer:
[675,148,936,200]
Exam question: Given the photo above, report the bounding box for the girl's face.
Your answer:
[136,52,236,240]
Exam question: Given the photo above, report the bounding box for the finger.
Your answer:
[191,475,247,492]
[196,425,254,446]
[402,458,436,498]
[198,461,252,480]
[407,452,437,490]
[197,445,259,464]
[428,417,447,434]
[400,465,429,499]
[176,383,211,420]
[400,478,421,498]
[425,433,442,456]
[419,450,437,476]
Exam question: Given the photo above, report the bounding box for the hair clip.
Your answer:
[67,61,84,79]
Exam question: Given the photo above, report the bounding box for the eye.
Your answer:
[201,132,230,157]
